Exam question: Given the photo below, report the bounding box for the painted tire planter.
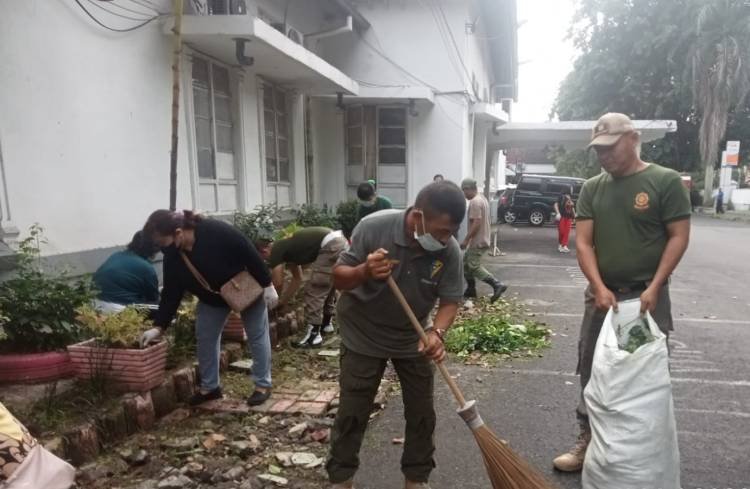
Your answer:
[67,340,168,393]
[0,351,74,384]
[223,313,247,342]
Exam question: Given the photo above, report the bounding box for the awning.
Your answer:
[333,85,434,105]
[489,120,677,150]
[163,15,359,95]
[471,102,509,123]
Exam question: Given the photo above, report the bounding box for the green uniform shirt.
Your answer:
[356,195,393,221]
[336,209,463,359]
[269,227,331,268]
[576,164,691,288]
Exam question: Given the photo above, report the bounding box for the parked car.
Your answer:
[503,175,586,226]
[495,187,516,223]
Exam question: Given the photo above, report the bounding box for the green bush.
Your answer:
[336,200,359,238]
[234,205,281,243]
[0,225,95,353]
[294,203,337,229]
[76,306,152,349]
[167,295,197,367]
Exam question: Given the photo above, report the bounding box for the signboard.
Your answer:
[725,140,740,166]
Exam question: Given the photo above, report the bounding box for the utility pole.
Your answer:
[169,0,184,211]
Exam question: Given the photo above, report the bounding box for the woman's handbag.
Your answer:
[180,252,262,313]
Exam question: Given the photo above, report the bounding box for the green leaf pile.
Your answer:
[445,300,550,358]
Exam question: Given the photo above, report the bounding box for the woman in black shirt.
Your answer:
[140,210,278,406]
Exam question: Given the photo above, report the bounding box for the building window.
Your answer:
[263,83,292,205]
[192,56,238,212]
[345,105,408,207]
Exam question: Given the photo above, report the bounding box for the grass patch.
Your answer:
[445,298,551,362]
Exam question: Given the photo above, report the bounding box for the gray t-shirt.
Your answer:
[336,209,464,359]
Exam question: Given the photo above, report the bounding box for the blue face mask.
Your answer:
[413,210,446,252]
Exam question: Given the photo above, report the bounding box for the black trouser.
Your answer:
[326,345,436,483]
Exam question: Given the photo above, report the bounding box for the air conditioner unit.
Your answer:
[286,27,303,45]
[270,23,304,45]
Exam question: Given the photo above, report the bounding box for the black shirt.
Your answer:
[153,219,272,328]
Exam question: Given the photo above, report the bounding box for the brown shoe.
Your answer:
[405,480,431,489]
[330,479,354,489]
[553,429,591,472]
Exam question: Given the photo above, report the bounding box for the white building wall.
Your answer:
[311,0,484,207]
[0,0,190,255]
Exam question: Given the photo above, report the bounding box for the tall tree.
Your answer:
[689,0,750,205]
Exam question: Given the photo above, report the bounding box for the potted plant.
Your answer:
[68,306,168,393]
[0,225,95,384]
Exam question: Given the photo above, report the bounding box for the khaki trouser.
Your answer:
[326,345,436,484]
[463,247,493,282]
[303,236,347,325]
[576,283,673,427]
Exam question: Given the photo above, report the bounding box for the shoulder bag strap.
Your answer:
[180,252,219,294]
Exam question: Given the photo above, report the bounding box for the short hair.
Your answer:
[414,181,466,225]
[126,231,158,259]
[357,182,376,200]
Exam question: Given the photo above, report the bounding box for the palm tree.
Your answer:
[690,0,750,206]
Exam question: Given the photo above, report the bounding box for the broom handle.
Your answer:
[386,276,468,408]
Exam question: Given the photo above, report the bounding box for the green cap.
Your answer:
[460,178,477,190]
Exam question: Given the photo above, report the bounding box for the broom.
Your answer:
[386,276,555,489]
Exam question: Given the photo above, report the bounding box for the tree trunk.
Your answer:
[703,161,715,208]
[169,0,184,211]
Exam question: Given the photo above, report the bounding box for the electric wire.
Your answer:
[98,0,156,18]
[73,0,160,31]
[84,0,156,22]
[434,0,478,98]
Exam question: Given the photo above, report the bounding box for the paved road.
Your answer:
[356,216,750,489]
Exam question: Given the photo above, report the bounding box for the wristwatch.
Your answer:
[430,328,446,343]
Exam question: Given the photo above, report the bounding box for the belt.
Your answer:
[605,281,649,294]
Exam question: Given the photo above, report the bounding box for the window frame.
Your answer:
[190,54,240,213]
[262,82,292,187]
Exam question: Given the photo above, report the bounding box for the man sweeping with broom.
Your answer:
[326,181,466,489]
[326,181,556,489]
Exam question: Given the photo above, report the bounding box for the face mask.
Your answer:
[413,210,446,252]
[360,199,375,208]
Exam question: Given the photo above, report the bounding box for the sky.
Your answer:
[511,0,578,122]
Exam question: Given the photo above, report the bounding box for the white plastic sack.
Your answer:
[2,444,75,489]
[582,299,680,489]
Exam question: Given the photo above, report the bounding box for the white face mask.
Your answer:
[413,210,446,252]
[360,199,375,208]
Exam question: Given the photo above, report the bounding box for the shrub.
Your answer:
[167,296,198,367]
[294,203,337,228]
[336,200,359,238]
[0,225,95,353]
[76,306,152,349]
[234,205,281,243]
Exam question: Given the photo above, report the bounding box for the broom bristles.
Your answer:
[456,400,555,489]
[473,425,556,489]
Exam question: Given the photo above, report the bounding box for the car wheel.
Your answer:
[529,209,546,227]
[504,210,517,224]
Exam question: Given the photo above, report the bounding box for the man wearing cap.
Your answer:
[356,181,393,223]
[553,113,691,472]
[460,178,507,302]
